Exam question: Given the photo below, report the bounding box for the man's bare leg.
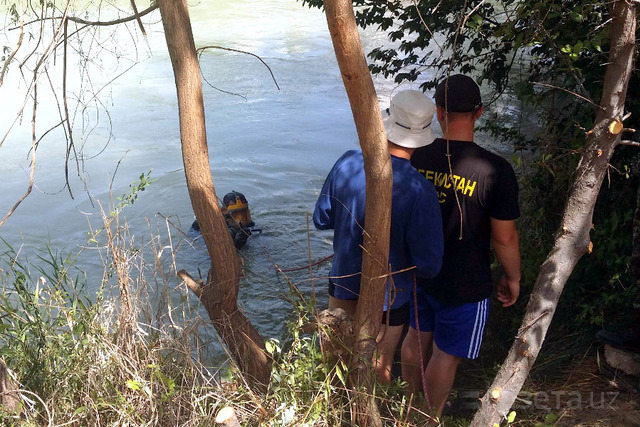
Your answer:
[375,324,405,384]
[328,297,406,384]
[424,340,461,417]
[401,327,434,395]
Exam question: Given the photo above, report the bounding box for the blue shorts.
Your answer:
[410,288,489,359]
[328,280,409,312]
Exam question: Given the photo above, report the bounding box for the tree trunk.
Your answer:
[158,0,270,391]
[0,359,20,413]
[471,1,636,425]
[323,1,392,426]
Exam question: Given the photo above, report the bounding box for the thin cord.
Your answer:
[443,0,469,241]
[413,275,431,408]
[445,135,464,240]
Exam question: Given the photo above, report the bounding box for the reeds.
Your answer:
[0,212,228,425]
[0,201,433,426]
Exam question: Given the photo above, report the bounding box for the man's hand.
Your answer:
[496,275,519,307]
[491,218,521,307]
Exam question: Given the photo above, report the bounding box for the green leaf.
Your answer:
[265,339,280,355]
[512,154,522,168]
[545,412,559,423]
[335,364,345,385]
[573,42,583,53]
[126,380,141,391]
[569,11,583,22]
[508,411,516,423]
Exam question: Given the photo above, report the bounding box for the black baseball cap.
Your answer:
[434,74,483,113]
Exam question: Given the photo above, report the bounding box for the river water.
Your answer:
[0,0,512,348]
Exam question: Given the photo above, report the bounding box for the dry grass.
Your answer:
[0,202,437,426]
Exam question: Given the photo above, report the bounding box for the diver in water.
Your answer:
[191,191,256,250]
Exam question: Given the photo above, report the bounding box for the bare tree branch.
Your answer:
[412,0,443,51]
[69,4,158,26]
[10,5,158,30]
[533,81,605,110]
[1,1,74,223]
[129,0,147,36]
[63,17,76,199]
[0,85,38,228]
[197,45,281,90]
[620,140,640,146]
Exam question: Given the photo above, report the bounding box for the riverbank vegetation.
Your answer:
[0,213,436,426]
[0,208,637,426]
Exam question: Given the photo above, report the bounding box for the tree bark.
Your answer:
[323,1,392,426]
[471,1,636,425]
[158,0,270,391]
[0,359,20,413]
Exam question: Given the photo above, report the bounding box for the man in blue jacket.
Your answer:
[313,90,444,383]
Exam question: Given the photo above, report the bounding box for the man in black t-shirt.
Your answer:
[401,75,521,418]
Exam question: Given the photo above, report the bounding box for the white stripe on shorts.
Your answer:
[467,299,488,359]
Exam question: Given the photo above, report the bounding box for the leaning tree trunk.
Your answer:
[471,1,636,425]
[158,0,270,390]
[323,1,392,426]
